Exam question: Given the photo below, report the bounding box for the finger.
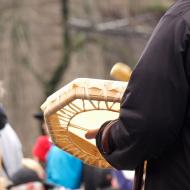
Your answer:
[85,129,99,139]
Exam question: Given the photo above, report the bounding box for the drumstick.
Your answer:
[110,62,132,81]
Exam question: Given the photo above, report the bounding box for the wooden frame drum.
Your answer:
[41,78,127,168]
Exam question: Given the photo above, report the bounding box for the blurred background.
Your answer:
[0,0,174,156]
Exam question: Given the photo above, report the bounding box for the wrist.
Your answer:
[101,120,117,154]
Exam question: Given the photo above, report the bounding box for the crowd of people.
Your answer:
[0,105,134,190]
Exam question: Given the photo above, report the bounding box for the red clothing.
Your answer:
[32,136,51,163]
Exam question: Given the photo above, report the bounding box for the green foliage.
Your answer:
[128,0,173,15]
[144,2,170,14]
[72,33,87,51]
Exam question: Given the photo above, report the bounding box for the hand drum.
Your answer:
[41,78,127,168]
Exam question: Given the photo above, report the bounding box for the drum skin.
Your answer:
[41,78,127,168]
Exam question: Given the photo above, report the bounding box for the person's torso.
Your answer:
[145,1,190,190]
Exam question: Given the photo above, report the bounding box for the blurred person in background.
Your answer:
[0,106,23,178]
[33,112,83,189]
[83,164,114,190]
[22,158,46,180]
[7,158,56,190]
[46,145,83,190]
[111,170,134,190]
[32,112,51,167]
[0,152,9,190]
[7,167,55,190]
[0,82,23,189]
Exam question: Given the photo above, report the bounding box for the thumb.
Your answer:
[85,129,99,139]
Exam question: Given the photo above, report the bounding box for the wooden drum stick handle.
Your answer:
[110,62,132,81]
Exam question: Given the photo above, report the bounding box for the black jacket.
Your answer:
[96,1,190,189]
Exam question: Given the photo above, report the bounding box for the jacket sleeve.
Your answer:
[96,15,190,170]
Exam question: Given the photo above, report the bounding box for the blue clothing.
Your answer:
[113,170,133,190]
[46,145,83,189]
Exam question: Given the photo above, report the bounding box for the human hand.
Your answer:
[85,128,99,139]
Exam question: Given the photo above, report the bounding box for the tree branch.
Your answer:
[68,18,150,37]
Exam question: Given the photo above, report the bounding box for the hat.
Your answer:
[7,168,54,189]
[0,106,7,130]
[22,158,45,179]
[33,112,44,121]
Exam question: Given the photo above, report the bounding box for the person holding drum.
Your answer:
[86,1,190,190]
